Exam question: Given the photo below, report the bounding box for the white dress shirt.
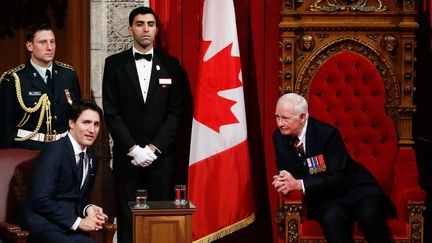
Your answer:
[133,47,154,103]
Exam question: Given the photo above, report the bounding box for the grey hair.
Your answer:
[277,93,309,118]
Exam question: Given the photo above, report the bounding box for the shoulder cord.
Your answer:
[12,72,52,141]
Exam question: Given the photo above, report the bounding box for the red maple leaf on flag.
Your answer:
[194,40,243,133]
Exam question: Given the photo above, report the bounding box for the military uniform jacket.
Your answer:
[0,60,81,148]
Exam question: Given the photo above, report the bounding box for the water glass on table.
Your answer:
[135,189,148,209]
[174,185,187,206]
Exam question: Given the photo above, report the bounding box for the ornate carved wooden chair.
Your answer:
[276,0,425,242]
[0,148,117,243]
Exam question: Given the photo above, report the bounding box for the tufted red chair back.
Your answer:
[0,149,39,222]
[307,52,398,197]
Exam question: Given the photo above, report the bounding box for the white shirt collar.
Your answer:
[68,133,87,158]
[297,118,308,146]
[30,59,52,80]
[132,46,154,58]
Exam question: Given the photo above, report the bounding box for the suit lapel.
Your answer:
[64,137,81,187]
[146,55,161,104]
[305,118,316,158]
[146,54,171,104]
[124,49,146,105]
[81,152,97,192]
[51,63,63,102]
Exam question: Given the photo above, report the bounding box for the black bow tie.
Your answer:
[134,52,152,61]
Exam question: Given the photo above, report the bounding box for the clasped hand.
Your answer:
[128,145,157,167]
[272,170,301,195]
[79,205,108,232]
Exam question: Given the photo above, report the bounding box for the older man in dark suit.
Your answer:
[102,6,187,243]
[272,93,392,243]
[18,100,107,243]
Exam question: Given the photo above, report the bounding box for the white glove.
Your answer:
[128,145,157,167]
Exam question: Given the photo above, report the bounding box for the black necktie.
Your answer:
[46,69,54,93]
[77,152,85,186]
[292,136,306,159]
[134,52,152,61]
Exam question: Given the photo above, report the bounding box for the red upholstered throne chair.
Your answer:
[275,52,426,243]
[0,149,117,243]
[276,1,425,242]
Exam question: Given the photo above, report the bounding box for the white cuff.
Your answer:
[301,179,305,194]
[83,204,93,216]
[71,217,82,230]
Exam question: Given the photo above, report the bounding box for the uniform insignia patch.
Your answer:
[55,61,75,71]
[64,89,73,105]
[0,64,25,84]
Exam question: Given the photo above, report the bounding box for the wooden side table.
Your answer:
[129,201,196,243]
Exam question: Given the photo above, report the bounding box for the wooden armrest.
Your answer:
[392,148,426,220]
[281,190,304,204]
[101,223,117,243]
[0,221,29,243]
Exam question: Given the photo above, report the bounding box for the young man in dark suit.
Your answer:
[0,20,81,150]
[102,6,187,243]
[18,100,108,243]
[272,93,391,243]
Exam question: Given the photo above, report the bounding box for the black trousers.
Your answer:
[114,173,173,243]
[315,195,391,243]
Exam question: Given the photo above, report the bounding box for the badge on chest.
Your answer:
[305,154,327,175]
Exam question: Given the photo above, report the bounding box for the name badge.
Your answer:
[159,78,172,88]
[28,91,42,96]
[159,78,172,85]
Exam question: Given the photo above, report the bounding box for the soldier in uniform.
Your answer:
[0,20,81,150]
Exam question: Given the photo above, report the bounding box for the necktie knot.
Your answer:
[45,69,51,80]
[292,136,302,149]
[292,136,306,159]
[134,52,152,61]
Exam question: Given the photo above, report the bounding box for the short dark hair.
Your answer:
[68,100,103,123]
[129,7,158,27]
[26,18,52,42]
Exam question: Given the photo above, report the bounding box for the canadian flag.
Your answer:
[188,0,255,242]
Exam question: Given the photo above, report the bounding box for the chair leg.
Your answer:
[284,203,303,243]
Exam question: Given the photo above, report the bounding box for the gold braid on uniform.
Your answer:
[12,72,53,142]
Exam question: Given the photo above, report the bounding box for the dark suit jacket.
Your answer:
[0,61,81,149]
[19,136,98,234]
[273,117,383,215]
[102,48,186,176]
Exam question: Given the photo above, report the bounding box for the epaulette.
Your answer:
[0,64,25,85]
[55,61,75,71]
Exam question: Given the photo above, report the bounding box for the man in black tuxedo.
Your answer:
[272,93,391,243]
[102,6,187,243]
[0,19,81,150]
[18,100,108,243]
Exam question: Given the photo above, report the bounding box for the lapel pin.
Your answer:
[33,72,37,77]
[156,65,160,71]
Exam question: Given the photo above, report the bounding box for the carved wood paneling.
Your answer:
[279,0,418,145]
